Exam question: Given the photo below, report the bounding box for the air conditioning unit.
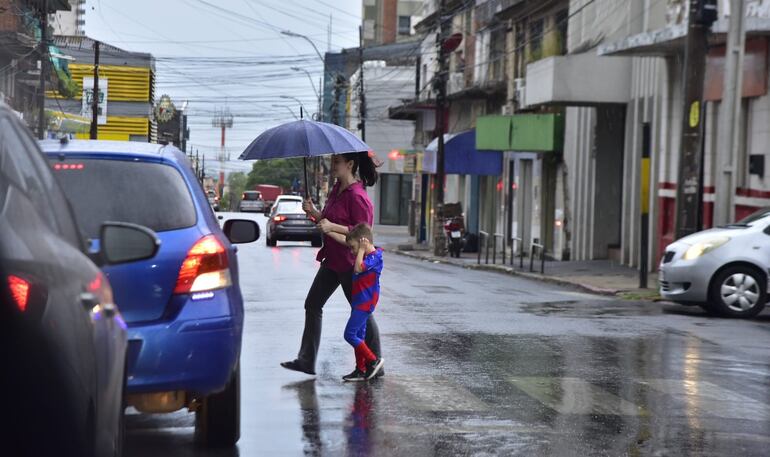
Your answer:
[501,105,514,115]
[514,78,527,109]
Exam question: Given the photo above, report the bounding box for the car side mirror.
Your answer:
[224,219,260,244]
[100,222,160,266]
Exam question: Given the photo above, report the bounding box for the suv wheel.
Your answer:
[195,364,240,448]
[708,265,767,318]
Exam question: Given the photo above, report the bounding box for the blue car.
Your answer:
[41,139,260,447]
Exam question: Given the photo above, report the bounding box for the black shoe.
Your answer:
[280,359,316,376]
[374,367,385,379]
[342,368,367,382]
[365,358,384,380]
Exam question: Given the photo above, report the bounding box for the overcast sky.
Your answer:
[83,0,362,173]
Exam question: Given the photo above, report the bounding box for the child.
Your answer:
[342,223,384,382]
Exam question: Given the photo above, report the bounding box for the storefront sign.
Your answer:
[81,77,108,125]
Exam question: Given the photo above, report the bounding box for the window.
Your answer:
[0,118,59,231]
[276,201,304,214]
[48,158,197,239]
[528,18,545,62]
[556,9,569,55]
[398,16,411,35]
[243,191,262,201]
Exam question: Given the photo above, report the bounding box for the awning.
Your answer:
[525,54,631,106]
[425,130,502,176]
[597,24,687,57]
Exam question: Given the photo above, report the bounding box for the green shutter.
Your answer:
[510,114,564,152]
[476,116,512,151]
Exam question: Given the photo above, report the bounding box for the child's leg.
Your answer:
[344,309,371,371]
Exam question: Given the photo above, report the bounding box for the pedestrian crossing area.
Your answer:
[380,375,770,421]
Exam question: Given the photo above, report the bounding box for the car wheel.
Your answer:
[266,236,277,247]
[311,238,322,248]
[195,364,240,448]
[708,265,767,318]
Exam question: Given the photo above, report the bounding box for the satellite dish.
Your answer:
[442,33,463,52]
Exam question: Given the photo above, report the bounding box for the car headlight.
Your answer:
[683,236,730,260]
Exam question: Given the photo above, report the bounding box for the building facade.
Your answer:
[362,0,423,47]
[0,0,71,124]
[50,0,84,36]
[349,61,417,226]
[46,36,156,142]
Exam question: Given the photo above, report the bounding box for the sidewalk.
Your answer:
[376,225,660,299]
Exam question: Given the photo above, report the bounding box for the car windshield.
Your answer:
[276,201,304,214]
[243,192,261,201]
[735,208,770,226]
[49,158,196,238]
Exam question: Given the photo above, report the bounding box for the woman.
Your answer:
[281,151,382,377]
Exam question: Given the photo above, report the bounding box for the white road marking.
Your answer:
[510,377,644,416]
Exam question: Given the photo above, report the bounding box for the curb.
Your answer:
[384,248,628,298]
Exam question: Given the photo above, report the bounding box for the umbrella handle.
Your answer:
[303,157,310,199]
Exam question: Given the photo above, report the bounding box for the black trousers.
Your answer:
[297,264,381,369]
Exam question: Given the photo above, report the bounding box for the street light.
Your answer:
[279,95,312,119]
[271,104,299,120]
[291,67,322,122]
[281,30,324,63]
[290,67,320,101]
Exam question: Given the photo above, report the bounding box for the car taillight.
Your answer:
[174,235,231,294]
[274,215,287,223]
[7,275,30,312]
[53,163,85,171]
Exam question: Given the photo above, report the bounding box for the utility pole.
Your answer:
[212,107,233,201]
[357,26,366,142]
[195,149,200,178]
[674,0,718,239]
[432,0,448,257]
[714,0,746,226]
[37,0,49,140]
[640,125,652,288]
[90,40,100,139]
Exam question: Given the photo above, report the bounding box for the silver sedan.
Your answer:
[659,208,770,318]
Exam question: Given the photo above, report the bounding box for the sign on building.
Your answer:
[81,77,108,125]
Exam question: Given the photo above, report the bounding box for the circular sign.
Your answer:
[442,33,463,52]
[155,95,176,123]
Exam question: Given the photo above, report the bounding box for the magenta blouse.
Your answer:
[316,181,373,273]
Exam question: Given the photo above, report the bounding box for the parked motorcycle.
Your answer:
[444,215,466,258]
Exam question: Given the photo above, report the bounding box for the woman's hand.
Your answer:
[317,218,334,234]
[303,198,321,220]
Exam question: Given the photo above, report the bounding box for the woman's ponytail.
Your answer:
[342,151,380,187]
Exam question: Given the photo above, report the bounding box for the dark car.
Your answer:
[0,104,160,457]
[266,199,322,247]
[239,190,266,212]
[40,139,260,447]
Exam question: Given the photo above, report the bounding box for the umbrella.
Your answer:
[239,119,370,198]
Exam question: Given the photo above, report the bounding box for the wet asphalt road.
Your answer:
[125,213,770,456]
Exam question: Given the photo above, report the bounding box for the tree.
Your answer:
[246,159,304,190]
[223,172,248,211]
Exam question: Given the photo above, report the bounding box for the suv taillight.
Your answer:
[174,235,232,294]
